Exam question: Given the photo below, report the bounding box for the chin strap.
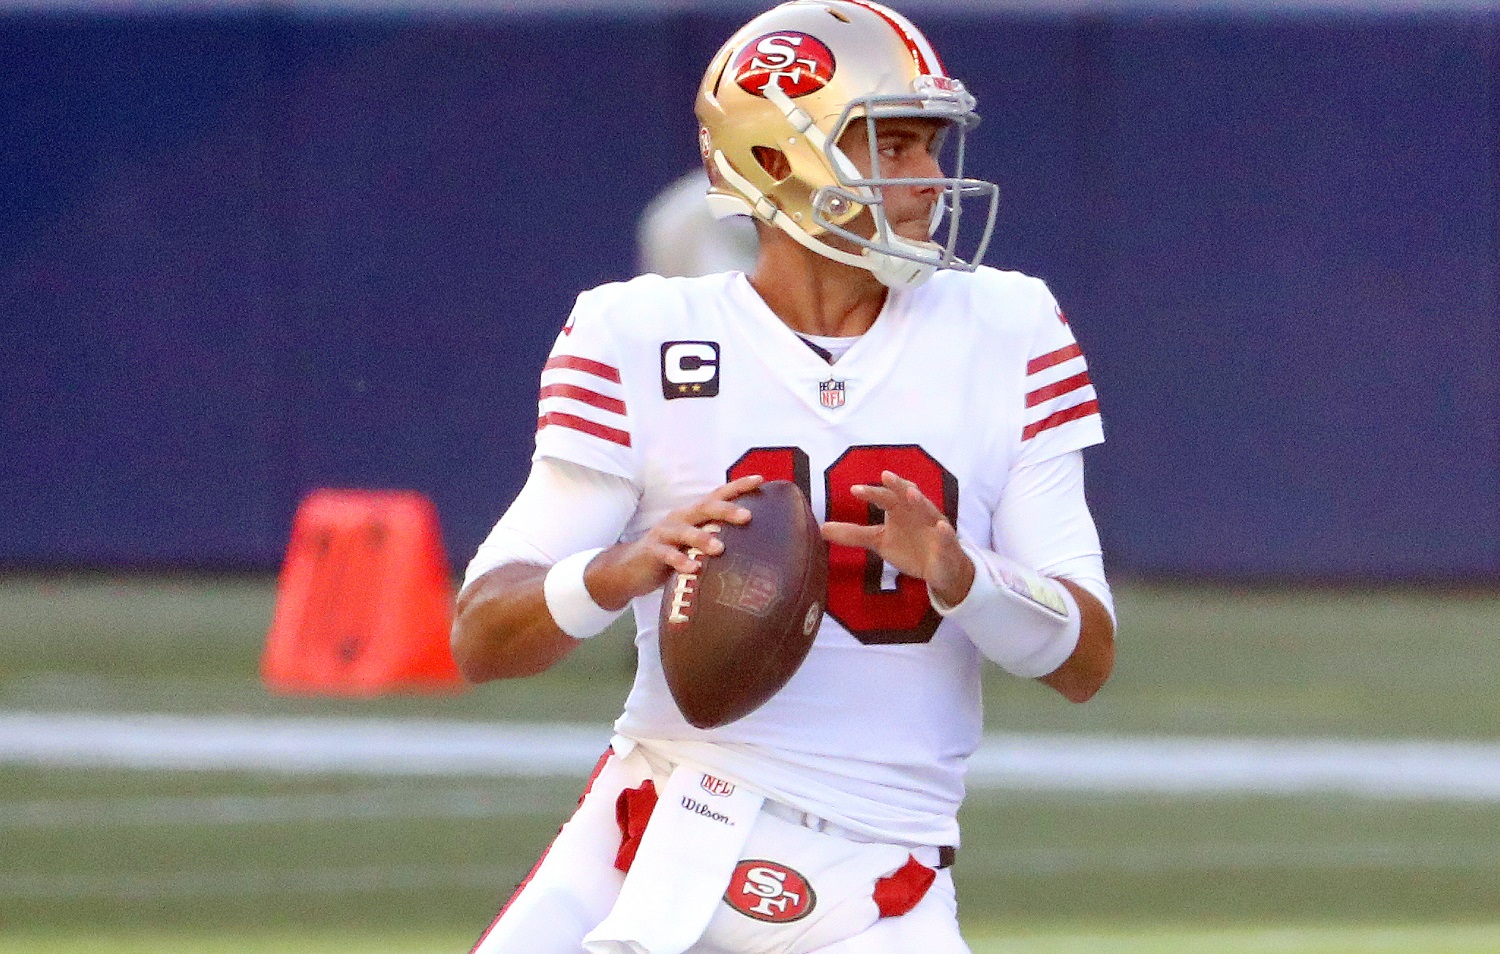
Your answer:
[866,235,938,288]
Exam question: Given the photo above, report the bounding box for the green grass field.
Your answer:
[4,925,1500,954]
[1,576,1497,949]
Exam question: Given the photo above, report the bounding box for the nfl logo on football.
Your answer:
[819,379,845,409]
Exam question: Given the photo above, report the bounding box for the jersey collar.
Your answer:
[726,273,916,415]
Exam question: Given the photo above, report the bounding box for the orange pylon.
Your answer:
[262,489,464,695]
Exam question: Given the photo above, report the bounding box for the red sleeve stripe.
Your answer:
[1026,370,1092,408]
[1022,399,1100,441]
[1026,342,1083,376]
[539,383,626,416]
[539,411,631,448]
[544,355,621,384]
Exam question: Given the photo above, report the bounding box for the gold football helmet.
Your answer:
[695,0,999,289]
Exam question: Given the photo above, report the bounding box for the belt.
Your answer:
[759,799,958,869]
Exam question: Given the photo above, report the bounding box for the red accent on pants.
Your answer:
[872,854,937,918]
[612,779,659,872]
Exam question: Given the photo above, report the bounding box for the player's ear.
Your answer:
[752,146,792,182]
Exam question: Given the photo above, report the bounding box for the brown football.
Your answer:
[658,480,829,729]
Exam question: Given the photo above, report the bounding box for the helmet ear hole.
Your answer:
[752,146,792,183]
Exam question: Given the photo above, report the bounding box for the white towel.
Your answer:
[583,760,764,954]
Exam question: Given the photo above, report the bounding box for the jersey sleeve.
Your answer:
[1015,286,1104,466]
[991,449,1115,624]
[460,457,640,594]
[533,289,640,482]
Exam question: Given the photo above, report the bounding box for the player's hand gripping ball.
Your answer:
[658,480,829,729]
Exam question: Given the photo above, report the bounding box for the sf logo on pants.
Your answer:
[725,860,815,922]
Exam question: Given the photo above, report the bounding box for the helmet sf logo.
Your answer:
[733,32,836,99]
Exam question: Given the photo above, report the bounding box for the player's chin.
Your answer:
[890,221,936,244]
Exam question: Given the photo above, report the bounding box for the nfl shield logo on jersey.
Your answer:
[819,379,845,409]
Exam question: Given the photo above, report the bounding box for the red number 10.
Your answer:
[728,445,959,646]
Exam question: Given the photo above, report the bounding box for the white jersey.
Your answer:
[531,268,1103,846]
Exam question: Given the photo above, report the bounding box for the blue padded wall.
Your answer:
[2,7,1496,579]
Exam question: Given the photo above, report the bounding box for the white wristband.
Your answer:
[543,547,626,640]
[930,542,1081,678]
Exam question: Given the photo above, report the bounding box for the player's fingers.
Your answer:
[657,520,724,556]
[693,498,754,526]
[879,471,932,507]
[711,474,765,501]
[820,521,881,549]
[649,540,702,575]
[879,477,941,520]
[665,490,747,530]
[681,476,761,525]
[931,518,959,549]
[880,470,918,494]
[855,482,939,528]
[849,483,901,511]
[903,483,944,520]
[691,524,725,555]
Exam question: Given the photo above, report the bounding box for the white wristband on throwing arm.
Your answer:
[929,542,1082,678]
[543,547,625,640]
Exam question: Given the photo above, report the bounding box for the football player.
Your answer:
[455,2,1115,952]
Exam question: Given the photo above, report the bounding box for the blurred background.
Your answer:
[2,0,1498,950]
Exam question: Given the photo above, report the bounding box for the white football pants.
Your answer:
[469,748,971,954]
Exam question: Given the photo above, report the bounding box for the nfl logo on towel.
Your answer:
[701,774,736,797]
[819,379,845,409]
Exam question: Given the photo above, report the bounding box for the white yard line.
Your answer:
[963,734,1500,800]
[4,710,1500,801]
[0,711,608,776]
